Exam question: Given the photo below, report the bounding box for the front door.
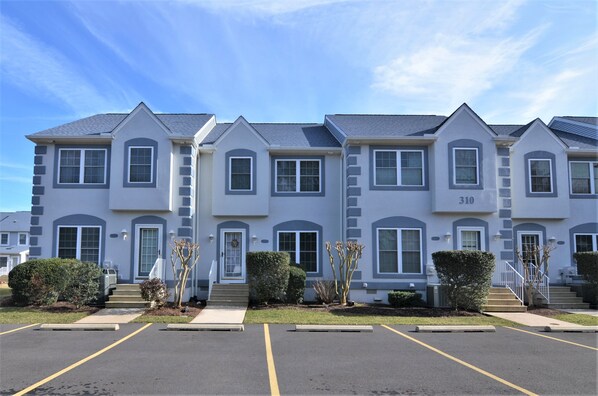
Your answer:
[517,231,542,266]
[220,229,245,283]
[135,225,162,280]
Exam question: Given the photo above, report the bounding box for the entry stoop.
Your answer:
[105,284,150,308]
[208,284,249,307]
[483,287,527,312]
[537,286,590,309]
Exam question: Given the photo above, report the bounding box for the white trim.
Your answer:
[276,230,319,273]
[18,233,28,246]
[134,224,162,280]
[376,227,423,274]
[229,156,253,191]
[573,233,598,252]
[274,159,322,193]
[127,146,154,184]
[453,147,479,186]
[569,160,598,195]
[57,148,108,185]
[373,149,425,187]
[56,225,102,264]
[528,158,553,193]
[219,229,246,283]
[457,226,485,251]
[0,232,8,246]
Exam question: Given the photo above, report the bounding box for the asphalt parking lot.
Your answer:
[1,324,596,395]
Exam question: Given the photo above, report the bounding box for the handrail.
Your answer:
[148,257,164,280]
[208,259,217,300]
[529,263,550,304]
[494,260,525,304]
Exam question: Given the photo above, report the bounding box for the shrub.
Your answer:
[286,265,306,304]
[62,261,103,308]
[574,252,598,285]
[8,258,73,305]
[432,250,495,311]
[140,278,169,308]
[388,291,423,307]
[313,280,337,304]
[246,252,290,304]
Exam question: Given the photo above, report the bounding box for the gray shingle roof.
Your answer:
[488,124,527,136]
[0,211,31,232]
[551,130,598,149]
[326,114,447,137]
[29,114,214,137]
[561,116,598,126]
[201,123,341,148]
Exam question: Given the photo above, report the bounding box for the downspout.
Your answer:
[192,147,199,298]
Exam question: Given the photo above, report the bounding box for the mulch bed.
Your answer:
[143,301,203,317]
[0,298,100,314]
[251,303,485,317]
[526,306,568,317]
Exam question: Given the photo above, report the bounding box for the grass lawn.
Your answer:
[0,286,11,299]
[244,308,516,326]
[553,313,598,326]
[0,307,93,324]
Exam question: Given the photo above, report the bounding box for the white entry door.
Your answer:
[135,225,162,280]
[220,229,246,283]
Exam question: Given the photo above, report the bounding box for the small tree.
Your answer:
[140,278,169,308]
[325,241,364,305]
[516,244,555,307]
[170,239,201,308]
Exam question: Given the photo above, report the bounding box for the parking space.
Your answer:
[1,324,596,395]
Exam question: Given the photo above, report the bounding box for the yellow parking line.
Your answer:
[504,326,598,351]
[0,323,39,336]
[13,323,152,396]
[381,325,537,396]
[263,324,280,396]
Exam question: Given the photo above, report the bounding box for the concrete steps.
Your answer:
[208,284,249,307]
[537,286,590,309]
[483,287,527,312]
[105,284,150,309]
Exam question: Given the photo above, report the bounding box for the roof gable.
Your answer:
[434,103,497,138]
[112,102,171,137]
[213,116,269,146]
[511,119,568,150]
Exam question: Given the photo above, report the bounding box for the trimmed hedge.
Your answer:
[388,291,423,307]
[8,258,74,305]
[286,265,306,304]
[247,252,290,304]
[62,261,103,308]
[574,252,598,285]
[140,278,169,308]
[432,250,495,311]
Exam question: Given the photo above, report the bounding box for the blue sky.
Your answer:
[1,0,597,212]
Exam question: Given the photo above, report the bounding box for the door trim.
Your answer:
[219,228,246,283]
[133,224,163,282]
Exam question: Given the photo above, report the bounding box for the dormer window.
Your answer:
[230,157,252,191]
[128,146,154,183]
[453,148,479,185]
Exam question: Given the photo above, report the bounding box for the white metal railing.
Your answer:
[208,259,218,300]
[148,257,165,280]
[529,263,550,304]
[494,260,525,304]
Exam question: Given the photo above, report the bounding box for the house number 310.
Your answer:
[459,196,474,204]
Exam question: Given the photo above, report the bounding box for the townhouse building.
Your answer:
[25,103,597,304]
[0,211,31,276]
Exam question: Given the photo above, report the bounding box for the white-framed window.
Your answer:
[229,157,252,191]
[517,231,543,265]
[57,226,101,264]
[570,161,598,194]
[457,227,485,251]
[275,159,321,193]
[574,233,598,252]
[128,146,154,183]
[0,233,8,246]
[58,148,107,184]
[18,233,27,246]
[374,150,424,186]
[377,228,422,274]
[0,256,8,269]
[529,159,553,193]
[277,231,318,273]
[453,148,479,185]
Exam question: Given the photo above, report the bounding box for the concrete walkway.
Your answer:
[75,308,145,324]
[190,306,247,324]
[562,309,598,317]
[485,312,585,327]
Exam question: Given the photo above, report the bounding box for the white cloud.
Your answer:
[181,0,349,15]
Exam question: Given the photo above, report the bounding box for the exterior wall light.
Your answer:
[169,230,176,240]
[121,229,128,240]
[493,232,502,241]
[208,234,214,243]
[443,232,452,241]
[548,236,557,244]
[251,234,258,244]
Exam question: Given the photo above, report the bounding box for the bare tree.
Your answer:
[325,241,365,305]
[170,239,201,308]
[515,244,555,307]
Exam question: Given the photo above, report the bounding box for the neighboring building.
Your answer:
[0,211,31,276]
[25,103,597,303]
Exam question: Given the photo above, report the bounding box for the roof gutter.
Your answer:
[566,148,598,156]
[26,134,114,144]
[267,146,343,154]
[344,136,437,145]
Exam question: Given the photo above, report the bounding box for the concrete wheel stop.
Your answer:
[544,325,598,333]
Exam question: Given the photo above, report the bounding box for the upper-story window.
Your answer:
[570,161,598,194]
[529,159,553,193]
[377,228,422,274]
[58,148,107,184]
[57,225,101,264]
[275,159,321,193]
[128,146,154,183]
[229,157,252,191]
[574,233,598,252]
[18,233,27,246]
[374,150,424,186]
[453,148,479,185]
[0,233,8,246]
